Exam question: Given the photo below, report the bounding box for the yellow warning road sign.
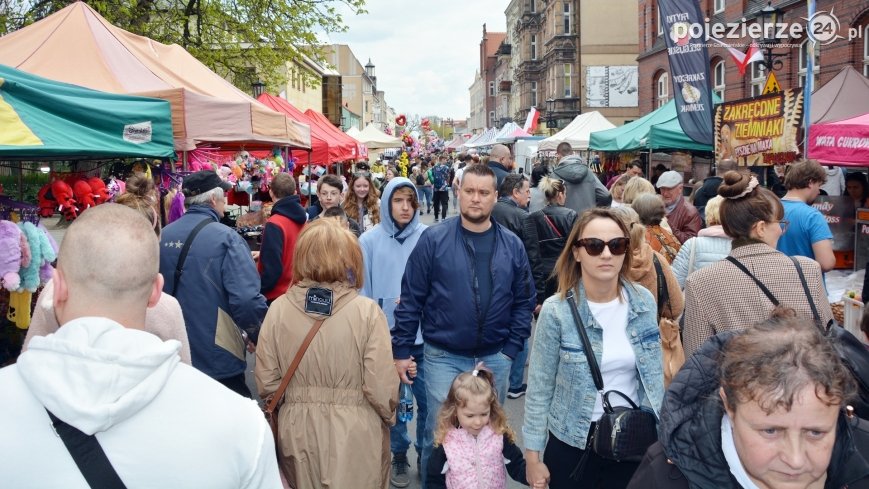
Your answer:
[762,72,781,95]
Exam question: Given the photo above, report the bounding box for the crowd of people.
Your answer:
[1,148,867,489]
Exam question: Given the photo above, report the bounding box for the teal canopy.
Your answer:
[0,64,175,159]
[589,95,721,152]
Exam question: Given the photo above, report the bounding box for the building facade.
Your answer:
[323,44,387,130]
[480,25,507,129]
[511,0,639,132]
[637,0,869,116]
[468,70,486,133]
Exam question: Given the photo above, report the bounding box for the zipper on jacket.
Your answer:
[461,234,485,356]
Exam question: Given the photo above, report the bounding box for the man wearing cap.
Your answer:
[656,170,702,243]
[160,170,268,398]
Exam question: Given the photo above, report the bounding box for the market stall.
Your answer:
[807,113,869,166]
[538,111,616,152]
[810,66,869,124]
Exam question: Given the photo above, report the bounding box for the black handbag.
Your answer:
[566,292,658,464]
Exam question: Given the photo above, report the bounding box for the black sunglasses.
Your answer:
[573,237,630,256]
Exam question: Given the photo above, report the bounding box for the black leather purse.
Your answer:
[566,292,658,464]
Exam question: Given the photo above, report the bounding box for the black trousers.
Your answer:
[543,431,640,489]
[433,190,450,219]
[218,372,253,399]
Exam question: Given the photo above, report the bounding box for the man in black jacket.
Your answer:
[693,159,735,223]
[491,173,535,399]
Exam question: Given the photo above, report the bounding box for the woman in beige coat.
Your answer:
[255,219,399,489]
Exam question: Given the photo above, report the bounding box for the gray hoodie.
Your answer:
[551,155,612,215]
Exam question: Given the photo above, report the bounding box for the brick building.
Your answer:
[637,0,869,116]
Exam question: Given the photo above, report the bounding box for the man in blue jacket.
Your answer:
[393,164,536,486]
[160,171,268,398]
[359,177,428,487]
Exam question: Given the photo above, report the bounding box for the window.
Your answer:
[563,2,572,35]
[364,101,369,113]
[531,34,537,60]
[714,0,725,14]
[489,81,496,96]
[564,64,572,97]
[489,111,496,125]
[750,62,766,97]
[531,81,538,107]
[799,39,820,88]
[656,72,669,107]
[657,7,663,36]
[290,68,297,90]
[712,60,725,101]
[864,25,869,76]
[530,0,536,13]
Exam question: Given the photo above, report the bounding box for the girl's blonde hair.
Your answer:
[539,176,566,204]
[622,177,655,205]
[343,173,381,226]
[433,367,515,447]
[704,195,724,226]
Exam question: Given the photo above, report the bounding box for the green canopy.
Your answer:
[589,95,720,152]
[0,64,174,159]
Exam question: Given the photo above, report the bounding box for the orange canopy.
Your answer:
[0,2,310,151]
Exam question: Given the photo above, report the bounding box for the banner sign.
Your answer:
[812,196,855,251]
[714,89,804,166]
[658,0,714,145]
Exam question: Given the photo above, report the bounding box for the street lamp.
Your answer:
[251,80,266,98]
[758,2,787,71]
[545,98,556,135]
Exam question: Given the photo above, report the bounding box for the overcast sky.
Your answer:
[324,0,507,121]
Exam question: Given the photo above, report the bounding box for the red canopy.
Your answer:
[304,109,363,161]
[807,113,869,167]
[257,93,346,164]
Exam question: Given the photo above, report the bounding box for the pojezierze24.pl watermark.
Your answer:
[667,9,857,48]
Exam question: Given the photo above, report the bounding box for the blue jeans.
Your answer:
[390,344,428,455]
[420,186,433,210]
[420,343,512,489]
[508,338,528,390]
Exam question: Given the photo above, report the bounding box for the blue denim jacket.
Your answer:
[522,280,665,452]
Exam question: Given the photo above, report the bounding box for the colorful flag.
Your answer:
[709,38,764,76]
[523,107,540,133]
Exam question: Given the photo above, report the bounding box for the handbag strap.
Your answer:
[542,214,563,238]
[171,217,213,296]
[652,255,669,321]
[46,409,128,489]
[789,257,824,326]
[566,292,604,392]
[265,318,326,415]
[725,256,780,307]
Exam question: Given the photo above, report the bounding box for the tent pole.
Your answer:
[306,151,313,203]
[182,151,188,171]
[17,162,24,201]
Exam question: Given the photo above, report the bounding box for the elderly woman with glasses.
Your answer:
[682,171,832,357]
[523,207,664,489]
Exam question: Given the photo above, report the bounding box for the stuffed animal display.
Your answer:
[0,221,22,291]
[0,219,56,329]
[37,175,115,221]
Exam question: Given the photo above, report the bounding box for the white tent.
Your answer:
[350,124,402,149]
[345,126,362,139]
[464,127,498,148]
[538,111,616,151]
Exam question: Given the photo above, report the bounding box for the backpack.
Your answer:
[415,173,425,185]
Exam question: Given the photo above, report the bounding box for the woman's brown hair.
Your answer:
[717,171,783,244]
[292,219,364,289]
[632,193,666,226]
[115,172,160,235]
[553,208,633,299]
[343,173,381,226]
[433,366,515,446]
[720,315,857,414]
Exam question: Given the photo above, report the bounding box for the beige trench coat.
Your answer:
[255,281,398,489]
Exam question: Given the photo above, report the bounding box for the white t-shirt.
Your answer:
[453,167,464,187]
[587,292,639,419]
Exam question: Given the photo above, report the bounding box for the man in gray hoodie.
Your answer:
[551,142,612,215]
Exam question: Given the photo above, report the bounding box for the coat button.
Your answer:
[631,331,638,337]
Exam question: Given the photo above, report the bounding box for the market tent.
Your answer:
[0,64,174,159]
[497,127,532,143]
[460,130,486,148]
[0,2,309,151]
[807,112,869,166]
[493,122,521,141]
[539,111,616,151]
[465,127,498,148]
[352,124,402,149]
[256,94,331,163]
[304,110,363,159]
[811,66,869,124]
[446,134,468,149]
[346,126,362,139]
[589,96,719,152]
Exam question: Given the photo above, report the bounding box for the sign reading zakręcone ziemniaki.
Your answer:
[713,89,804,167]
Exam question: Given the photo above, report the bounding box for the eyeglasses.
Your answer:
[573,237,630,256]
[776,220,790,232]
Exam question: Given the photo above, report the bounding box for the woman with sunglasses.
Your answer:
[682,171,833,357]
[523,208,664,489]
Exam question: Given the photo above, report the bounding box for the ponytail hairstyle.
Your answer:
[115,172,160,235]
[433,363,515,446]
[539,176,566,204]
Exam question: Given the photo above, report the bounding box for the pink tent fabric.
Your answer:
[257,94,347,164]
[807,113,869,166]
[0,2,309,150]
[304,110,364,161]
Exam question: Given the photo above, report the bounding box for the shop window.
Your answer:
[531,81,538,107]
[714,0,725,14]
[750,62,766,97]
[656,71,669,107]
[531,34,537,60]
[713,60,725,101]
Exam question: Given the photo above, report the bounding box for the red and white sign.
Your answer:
[807,112,869,166]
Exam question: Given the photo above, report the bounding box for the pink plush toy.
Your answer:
[0,221,22,291]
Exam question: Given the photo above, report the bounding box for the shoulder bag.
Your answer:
[566,292,658,464]
[263,318,326,444]
[47,409,128,489]
[653,255,685,388]
[171,217,213,296]
[726,256,869,419]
